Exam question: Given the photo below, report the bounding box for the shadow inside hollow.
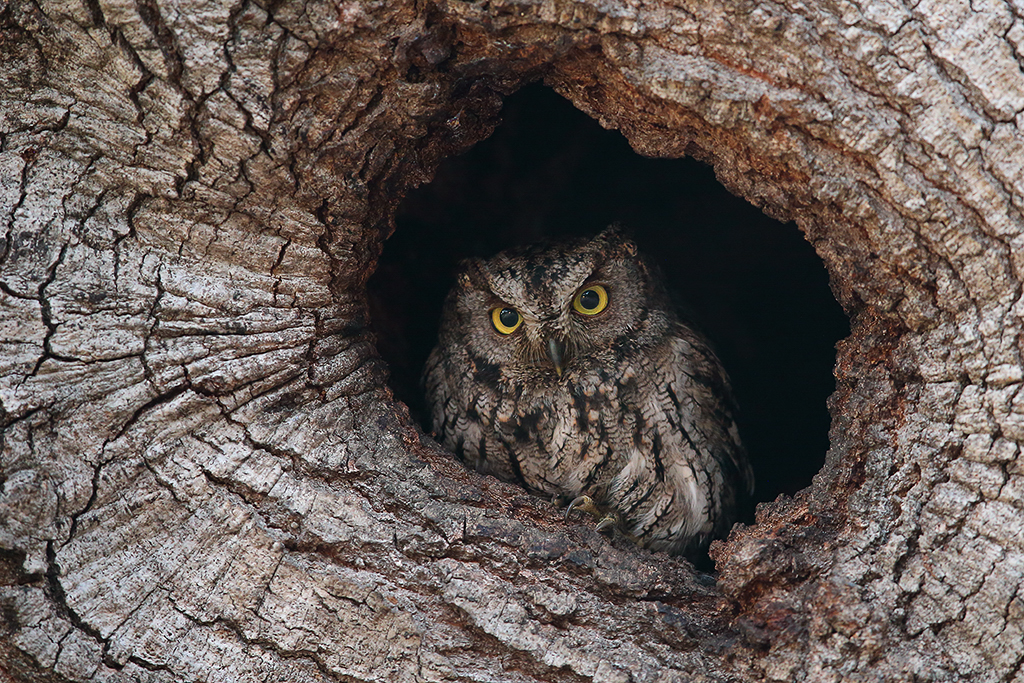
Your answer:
[369,83,850,512]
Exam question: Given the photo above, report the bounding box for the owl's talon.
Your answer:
[565,495,600,520]
[566,496,619,534]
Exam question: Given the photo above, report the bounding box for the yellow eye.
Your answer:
[572,285,609,316]
[491,307,523,334]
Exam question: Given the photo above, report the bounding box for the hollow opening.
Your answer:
[369,84,849,512]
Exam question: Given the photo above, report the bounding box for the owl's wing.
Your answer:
[423,345,510,481]
[663,324,754,516]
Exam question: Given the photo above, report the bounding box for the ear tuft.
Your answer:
[597,223,637,257]
[457,258,488,290]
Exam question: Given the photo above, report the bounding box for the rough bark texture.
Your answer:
[2,0,1023,681]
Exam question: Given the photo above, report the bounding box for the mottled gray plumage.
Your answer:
[424,227,753,555]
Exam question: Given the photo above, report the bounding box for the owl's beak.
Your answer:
[546,337,567,378]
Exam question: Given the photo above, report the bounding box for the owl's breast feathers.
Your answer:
[427,330,749,554]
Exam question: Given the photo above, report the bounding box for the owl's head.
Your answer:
[440,226,674,383]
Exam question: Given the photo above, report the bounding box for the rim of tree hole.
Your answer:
[369,83,851,525]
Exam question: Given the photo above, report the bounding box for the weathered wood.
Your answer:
[1,0,1022,681]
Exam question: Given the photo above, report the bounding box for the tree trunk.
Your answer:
[2,0,1023,681]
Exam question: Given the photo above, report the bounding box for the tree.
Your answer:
[2,0,1023,680]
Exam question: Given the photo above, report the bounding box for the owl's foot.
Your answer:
[565,495,619,535]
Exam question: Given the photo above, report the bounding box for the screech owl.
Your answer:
[423,227,753,555]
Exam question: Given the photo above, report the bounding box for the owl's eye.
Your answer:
[491,307,523,334]
[573,285,609,316]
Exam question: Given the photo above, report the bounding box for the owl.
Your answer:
[423,227,753,555]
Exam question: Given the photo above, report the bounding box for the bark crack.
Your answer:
[166,600,351,683]
[64,460,103,547]
[917,13,1015,124]
[0,148,33,267]
[45,540,122,672]
[28,242,74,374]
[134,0,185,84]
[108,384,190,445]
[139,260,166,389]
[270,237,291,306]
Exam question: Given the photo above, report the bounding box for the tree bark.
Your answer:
[2,0,1023,681]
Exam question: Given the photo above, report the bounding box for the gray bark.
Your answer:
[2,0,1023,681]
